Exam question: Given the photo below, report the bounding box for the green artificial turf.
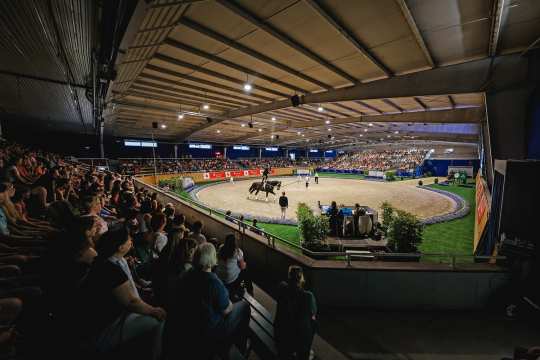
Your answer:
[318,172,365,180]
[419,184,476,263]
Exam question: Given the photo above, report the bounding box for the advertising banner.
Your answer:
[474,173,491,253]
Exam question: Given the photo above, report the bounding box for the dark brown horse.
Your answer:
[248,181,281,201]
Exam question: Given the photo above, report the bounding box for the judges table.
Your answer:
[319,203,378,238]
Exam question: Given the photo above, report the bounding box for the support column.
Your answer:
[174,144,178,159]
[99,119,105,158]
[285,148,289,159]
[259,147,262,159]
[223,146,227,159]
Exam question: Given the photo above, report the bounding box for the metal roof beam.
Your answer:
[0,69,88,89]
[164,38,304,94]
[489,0,506,57]
[216,0,358,84]
[356,101,382,114]
[209,53,525,120]
[138,73,258,105]
[395,0,435,68]
[177,17,331,90]
[382,98,404,112]
[145,64,273,102]
[154,53,288,98]
[304,0,392,77]
[413,97,429,110]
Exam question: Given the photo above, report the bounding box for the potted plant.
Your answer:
[297,203,330,258]
[382,209,424,262]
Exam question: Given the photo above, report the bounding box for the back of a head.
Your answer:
[192,220,203,233]
[96,228,130,259]
[151,212,166,232]
[287,265,305,289]
[219,234,237,259]
[193,242,217,270]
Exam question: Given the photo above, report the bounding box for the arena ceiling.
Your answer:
[1,0,539,148]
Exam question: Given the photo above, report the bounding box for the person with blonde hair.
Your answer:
[275,265,317,360]
[164,243,250,359]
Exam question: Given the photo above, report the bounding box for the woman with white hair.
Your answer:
[164,242,250,359]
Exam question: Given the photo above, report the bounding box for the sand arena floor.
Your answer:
[194,177,455,222]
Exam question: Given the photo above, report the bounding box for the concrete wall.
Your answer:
[135,179,509,310]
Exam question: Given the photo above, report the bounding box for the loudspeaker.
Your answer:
[275,135,279,140]
[291,95,301,107]
[328,134,332,139]
[248,122,253,128]
[206,117,212,123]
[152,122,158,129]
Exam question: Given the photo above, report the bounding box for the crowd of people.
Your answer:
[0,139,318,359]
[119,157,322,175]
[322,149,428,172]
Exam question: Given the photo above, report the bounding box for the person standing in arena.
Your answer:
[314,172,319,184]
[305,175,310,189]
[279,192,288,220]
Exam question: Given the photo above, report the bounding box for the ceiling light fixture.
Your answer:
[325,120,330,124]
[177,114,184,120]
[243,83,252,92]
[241,123,246,127]
[327,128,331,131]
[297,131,301,135]
[394,131,399,134]
[258,128,262,132]
[160,124,167,129]
[203,104,210,110]
[216,129,221,133]
[318,106,324,112]
[301,134,305,137]
[368,123,373,126]
[271,116,276,121]
[364,129,368,132]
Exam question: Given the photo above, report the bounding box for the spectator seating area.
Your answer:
[118,158,323,175]
[320,149,428,173]
[0,139,321,359]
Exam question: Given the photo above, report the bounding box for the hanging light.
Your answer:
[327,128,331,131]
[318,106,324,112]
[368,123,373,126]
[394,131,399,134]
[297,131,301,135]
[203,104,210,110]
[161,124,167,129]
[216,129,221,133]
[258,128,262,132]
[241,123,246,127]
[243,83,252,92]
[325,120,330,124]
[271,116,276,121]
[177,114,184,120]
[364,128,368,132]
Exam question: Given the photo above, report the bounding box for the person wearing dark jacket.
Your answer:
[275,265,317,360]
[279,192,288,220]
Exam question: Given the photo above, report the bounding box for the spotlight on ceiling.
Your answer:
[241,123,246,127]
[317,106,324,112]
[216,129,221,133]
[394,131,399,134]
[325,120,330,124]
[271,116,276,121]
[301,134,305,137]
[364,129,368,132]
[368,123,373,126]
[160,124,167,129]
[327,128,331,131]
[177,114,184,120]
[243,83,252,91]
[258,128,262,132]
[203,104,210,110]
[297,131,301,135]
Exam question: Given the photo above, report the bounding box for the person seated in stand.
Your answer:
[216,234,253,300]
[4,157,48,212]
[275,265,317,360]
[150,212,168,259]
[163,243,250,359]
[11,187,55,231]
[188,220,206,245]
[251,218,263,235]
[82,228,166,359]
[353,203,362,237]
[152,235,197,308]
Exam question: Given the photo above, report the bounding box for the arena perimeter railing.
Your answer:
[157,185,503,270]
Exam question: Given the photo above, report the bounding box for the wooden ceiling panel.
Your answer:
[499,0,540,53]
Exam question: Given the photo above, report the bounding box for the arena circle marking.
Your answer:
[189,176,469,225]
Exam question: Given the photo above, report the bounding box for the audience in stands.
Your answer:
[275,265,318,360]
[117,157,323,175]
[164,242,250,359]
[323,148,428,172]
